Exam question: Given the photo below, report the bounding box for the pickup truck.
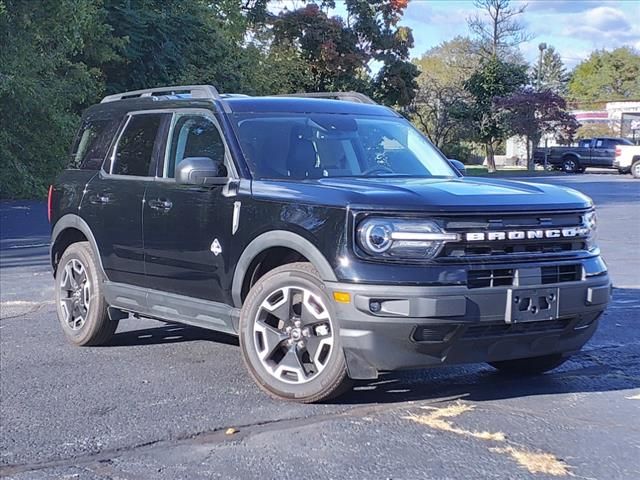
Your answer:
[534,137,634,173]
[614,144,640,178]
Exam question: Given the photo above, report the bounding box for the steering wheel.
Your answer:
[362,165,394,176]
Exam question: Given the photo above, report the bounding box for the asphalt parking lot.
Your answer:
[1,172,639,479]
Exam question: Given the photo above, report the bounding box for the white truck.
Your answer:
[614,144,640,178]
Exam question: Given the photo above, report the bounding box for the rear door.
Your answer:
[142,109,239,304]
[590,138,616,167]
[82,111,170,286]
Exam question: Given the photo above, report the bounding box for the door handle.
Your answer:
[148,198,173,211]
[90,193,111,205]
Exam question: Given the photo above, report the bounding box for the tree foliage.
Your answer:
[0,0,120,198]
[0,0,418,198]
[495,88,579,169]
[531,46,569,95]
[568,47,640,104]
[411,37,477,151]
[461,57,528,171]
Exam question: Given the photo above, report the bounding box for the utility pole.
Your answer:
[538,42,547,171]
[537,42,547,89]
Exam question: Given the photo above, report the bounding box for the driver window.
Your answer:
[166,114,225,178]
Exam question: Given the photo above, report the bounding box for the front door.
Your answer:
[142,110,238,304]
[82,112,170,286]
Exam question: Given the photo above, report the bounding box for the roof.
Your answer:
[223,96,398,116]
[89,85,398,118]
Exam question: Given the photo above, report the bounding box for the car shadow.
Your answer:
[106,321,239,347]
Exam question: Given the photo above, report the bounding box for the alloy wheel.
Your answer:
[59,258,91,330]
[252,286,334,384]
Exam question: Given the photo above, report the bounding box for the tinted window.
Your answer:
[112,114,163,176]
[166,115,225,178]
[233,113,455,179]
[69,118,119,170]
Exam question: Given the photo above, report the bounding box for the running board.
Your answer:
[103,281,239,335]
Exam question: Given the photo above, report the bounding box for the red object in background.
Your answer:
[615,147,621,157]
[47,185,53,223]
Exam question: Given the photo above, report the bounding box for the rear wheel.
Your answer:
[632,160,640,179]
[239,262,350,402]
[55,242,118,346]
[562,156,580,173]
[488,353,568,375]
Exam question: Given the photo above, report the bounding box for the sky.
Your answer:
[272,0,640,69]
[400,0,640,67]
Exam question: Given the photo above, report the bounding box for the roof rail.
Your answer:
[277,91,377,105]
[100,85,222,103]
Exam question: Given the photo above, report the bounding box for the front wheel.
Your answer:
[55,242,118,346]
[239,263,350,402]
[488,353,568,375]
[562,157,580,173]
[632,160,640,179]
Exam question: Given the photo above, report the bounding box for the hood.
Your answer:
[251,176,593,212]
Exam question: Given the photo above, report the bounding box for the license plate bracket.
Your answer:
[505,287,559,323]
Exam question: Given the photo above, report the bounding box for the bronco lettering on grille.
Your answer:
[465,227,589,242]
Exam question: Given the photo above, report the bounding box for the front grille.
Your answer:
[467,264,581,289]
[437,210,589,261]
[541,264,582,284]
[467,269,515,288]
[462,319,571,339]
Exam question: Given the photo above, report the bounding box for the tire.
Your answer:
[239,262,350,403]
[562,156,580,173]
[632,160,640,179]
[55,241,118,346]
[488,353,568,375]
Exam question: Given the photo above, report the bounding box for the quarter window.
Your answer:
[167,115,225,178]
[69,118,119,170]
[112,114,164,176]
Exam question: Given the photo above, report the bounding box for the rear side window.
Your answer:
[69,118,119,170]
[112,114,165,176]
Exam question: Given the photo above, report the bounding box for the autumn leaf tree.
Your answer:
[495,88,579,169]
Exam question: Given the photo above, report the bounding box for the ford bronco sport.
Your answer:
[50,85,611,402]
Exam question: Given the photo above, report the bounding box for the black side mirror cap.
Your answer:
[448,159,466,176]
[175,157,228,186]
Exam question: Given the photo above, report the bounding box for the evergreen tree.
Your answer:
[531,47,569,95]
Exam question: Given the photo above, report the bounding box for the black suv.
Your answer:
[50,85,611,402]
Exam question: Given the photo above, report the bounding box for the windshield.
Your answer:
[232,113,457,179]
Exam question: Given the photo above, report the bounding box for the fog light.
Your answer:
[369,301,382,313]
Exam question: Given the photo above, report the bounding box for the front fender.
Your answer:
[231,230,337,307]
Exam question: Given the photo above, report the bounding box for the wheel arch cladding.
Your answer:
[231,230,337,307]
[51,214,105,277]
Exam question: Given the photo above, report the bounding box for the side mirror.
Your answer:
[175,157,228,186]
[448,159,466,176]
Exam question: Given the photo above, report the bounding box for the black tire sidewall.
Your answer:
[239,263,348,402]
[55,242,110,346]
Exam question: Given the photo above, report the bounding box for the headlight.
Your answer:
[583,210,597,250]
[357,218,459,259]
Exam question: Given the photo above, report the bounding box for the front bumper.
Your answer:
[327,273,611,380]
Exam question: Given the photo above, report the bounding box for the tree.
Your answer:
[467,0,531,60]
[0,0,120,198]
[495,88,579,169]
[531,46,569,95]
[568,47,640,104]
[272,0,418,105]
[462,57,528,171]
[410,37,478,150]
[575,123,620,140]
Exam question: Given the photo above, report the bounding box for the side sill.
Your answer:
[103,281,239,335]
